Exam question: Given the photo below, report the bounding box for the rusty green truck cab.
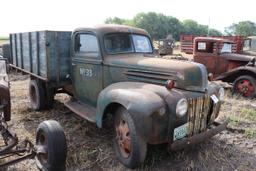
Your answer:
[67,25,226,168]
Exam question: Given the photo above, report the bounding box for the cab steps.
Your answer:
[64,99,96,123]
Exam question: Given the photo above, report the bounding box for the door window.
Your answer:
[75,34,99,58]
[196,41,215,53]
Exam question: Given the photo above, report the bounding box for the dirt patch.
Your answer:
[4,73,256,171]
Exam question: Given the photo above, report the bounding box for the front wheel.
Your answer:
[233,75,256,98]
[113,107,147,169]
[35,120,67,171]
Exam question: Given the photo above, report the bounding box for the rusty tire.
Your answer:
[113,107,147,169]
[35,120,67,171]
[233,75,256,98]
[29,79,47,111]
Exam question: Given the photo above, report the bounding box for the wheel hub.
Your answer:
[36,133,48,166]
[236,79,255,97]
[115,118,131,158]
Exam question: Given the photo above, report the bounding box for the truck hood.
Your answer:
[220,53,255,62]
[104,54,208,92]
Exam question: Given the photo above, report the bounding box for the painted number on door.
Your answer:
[80,68,93,78]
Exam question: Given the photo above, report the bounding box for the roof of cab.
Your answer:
[194,37,234,43]
[73,24,149,37]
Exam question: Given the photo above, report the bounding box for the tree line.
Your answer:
[105,12,256,40]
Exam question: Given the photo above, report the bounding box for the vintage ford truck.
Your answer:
[193,37,256,98]
[7,25,226,168]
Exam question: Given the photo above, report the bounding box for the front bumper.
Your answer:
[169,122,227,151]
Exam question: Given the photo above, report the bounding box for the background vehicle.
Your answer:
[156,35,175,56]
[193,37,256,98]
[180,34,244,54]
[5,25,226,168]
[0,58,67,171]
[243,36,256,56]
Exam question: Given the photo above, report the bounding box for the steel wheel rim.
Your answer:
[36,132,48,166]
[115,117,131,158]
[236,79,255,97]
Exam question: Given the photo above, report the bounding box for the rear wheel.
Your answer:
[35,120,67,171]
[113,107,147,169]
[29,80,54,110]
[233,75,256,98]
[29,79,46,110]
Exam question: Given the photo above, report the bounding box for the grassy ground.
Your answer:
[0,37,8,45]
[4,73,256,171]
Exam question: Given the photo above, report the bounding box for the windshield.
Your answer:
[104,33,153,54]
[220,43,232,53]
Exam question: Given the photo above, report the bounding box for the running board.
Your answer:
[64,100,96,123]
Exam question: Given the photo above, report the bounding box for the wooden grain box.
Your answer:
[10,31,72,86]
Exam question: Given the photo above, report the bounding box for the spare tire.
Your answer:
[35,120,67,171]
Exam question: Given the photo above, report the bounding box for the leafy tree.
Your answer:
[225,21,256,36]
[208,29,222,36]
[182,19,201,35]
[104,13,222,40]
[182,19,222,36]
[132,12,183,40]
[105,17,126,25]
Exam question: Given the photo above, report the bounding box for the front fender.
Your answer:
[216,66,256,82]
[96,82,166,140]
[0,83,11,121]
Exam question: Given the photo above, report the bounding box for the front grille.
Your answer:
[187,95,219,136]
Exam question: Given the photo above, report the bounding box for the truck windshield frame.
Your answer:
[104,33,153,54]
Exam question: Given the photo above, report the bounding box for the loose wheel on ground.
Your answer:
[233,75,256,98]
[35,120,67,171]
[113,107,147,169]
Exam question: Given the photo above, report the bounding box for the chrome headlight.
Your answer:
[176,98,188,118]
[218,87,225,101]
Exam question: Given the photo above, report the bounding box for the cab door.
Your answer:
[71,32,102,106]
[193,41,218,76]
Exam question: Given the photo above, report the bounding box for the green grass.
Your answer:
[0,38,8,44]
[227,115,241,126]
[241,108,256,122]
[0,36,8,40]
[245,128,256,139]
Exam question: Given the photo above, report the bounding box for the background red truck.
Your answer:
[192,37,256,98]
[180,35,244,54]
